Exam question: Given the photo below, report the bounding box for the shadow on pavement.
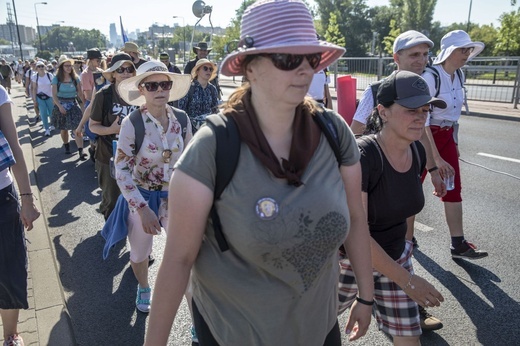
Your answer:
[414,249,520,345]
[54,234,147,345]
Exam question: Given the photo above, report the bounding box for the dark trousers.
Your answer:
[0,183,28,309]
[192,299,341,346]
[95,160,121,220]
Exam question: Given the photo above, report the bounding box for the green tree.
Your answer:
[469,24,498,56]
[382,19,401,55]
[494,9,520,55]
[42,26,107,54]
[325,12,346,48]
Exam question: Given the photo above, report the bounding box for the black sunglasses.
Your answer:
[140,81,173,92]
[115,66,135,74]
[259,53,322,71]
[200,65,214,72]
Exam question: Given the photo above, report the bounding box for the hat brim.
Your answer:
[117,71,191,106]
[395,95,447,109]
[193,47,212,54]
[191,61,218,81]
[220,41,345,76]
[433,41,484,65]
[58,58,75,67]
[102,60,135,81]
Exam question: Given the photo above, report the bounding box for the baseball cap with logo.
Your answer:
[377,70,447,109]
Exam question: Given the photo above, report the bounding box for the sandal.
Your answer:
[136,285,151,313]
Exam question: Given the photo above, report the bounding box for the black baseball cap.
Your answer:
[377,71,447,109]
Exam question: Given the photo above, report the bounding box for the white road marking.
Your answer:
[415,222,433,233]
[477,152,520,164]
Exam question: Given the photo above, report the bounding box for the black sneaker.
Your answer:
[451,240,488,260]
[64,143,71,154]
[419,306,443,331]
[412,236,419,249]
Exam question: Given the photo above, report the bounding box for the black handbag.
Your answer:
[36,92,50,100]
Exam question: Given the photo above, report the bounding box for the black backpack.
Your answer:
[205,107,342,252]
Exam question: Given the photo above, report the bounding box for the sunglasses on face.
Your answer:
[460,47,475,55]
[115,66,135,74]
[200,65,214,73]
[260,53,322,71]
[62,64,72,68]
[140,80,173,92]
[37,66,45,69]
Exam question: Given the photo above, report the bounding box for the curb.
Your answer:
[9,85,76,345]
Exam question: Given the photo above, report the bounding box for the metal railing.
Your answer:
[329,56,520,108]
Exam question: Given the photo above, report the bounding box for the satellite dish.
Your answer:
[192,1,207,18]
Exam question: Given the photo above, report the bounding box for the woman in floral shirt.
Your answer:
[101,61,192,313]
[178,58,219,132]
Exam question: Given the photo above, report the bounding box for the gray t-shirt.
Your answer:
[175,110,360,345]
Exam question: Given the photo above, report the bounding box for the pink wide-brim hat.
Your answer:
[220,0,346,76]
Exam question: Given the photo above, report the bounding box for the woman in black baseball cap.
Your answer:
[340,71,447,343]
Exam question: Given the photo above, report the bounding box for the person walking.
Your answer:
[422,30,488,260]
[85,53,138,220]
[0,59,13,94]
[0,85,41,346]
[31,61,55,137]
[50,55,87,159]
[122,42,147,68]
[101,61,192,314]
[145,1,374,344]
[178,59,219,133]
[339,71,446,345]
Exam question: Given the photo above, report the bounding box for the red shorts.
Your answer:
[421,126,462,202]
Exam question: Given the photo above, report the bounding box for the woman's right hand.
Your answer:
[403,274,444,308]
[138,205,162,235]
[74,126,83,138]
[58,105,66,115]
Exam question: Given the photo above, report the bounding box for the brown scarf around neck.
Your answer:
[225,90,321,187]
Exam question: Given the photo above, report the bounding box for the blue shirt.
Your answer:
[52,76,80,99]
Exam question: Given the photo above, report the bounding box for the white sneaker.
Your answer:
[44,129,51,137]
[49,125,55,131]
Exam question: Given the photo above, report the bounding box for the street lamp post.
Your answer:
[34,2,47,53]
[466,0,473,32]
[173,16,186,64]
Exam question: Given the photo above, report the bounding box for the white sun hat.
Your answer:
[433,30,484,65]
[117,61,191,106]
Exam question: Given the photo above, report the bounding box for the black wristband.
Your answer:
[356,296,374,306]
[428,166,439,173]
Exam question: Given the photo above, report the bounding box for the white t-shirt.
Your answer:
[31,72,53,97]
[307,70,330,101]
[0,86,13,190]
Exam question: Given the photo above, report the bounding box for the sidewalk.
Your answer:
[219,76,520,122]
[0,85,75,345]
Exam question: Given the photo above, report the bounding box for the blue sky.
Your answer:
[8,0,517,37]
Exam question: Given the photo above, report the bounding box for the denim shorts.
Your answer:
[0,183,29,309]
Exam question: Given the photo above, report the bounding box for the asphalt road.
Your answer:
[32,88,520,345]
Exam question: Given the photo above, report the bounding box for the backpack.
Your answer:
[356,134,421,194]
[109,106,189,179]
[129,106,188,156]
[424,65,465,97]
[205,107,342,252]
[36,72,52,84]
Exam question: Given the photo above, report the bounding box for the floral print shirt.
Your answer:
[115,105,192,213]
[178,79,219,132]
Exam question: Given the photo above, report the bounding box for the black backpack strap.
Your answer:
[370,80,382,107]
[129,109,144,156]
[356,135,384,194]
[425,65,441,97]
[312,109,341,166]
[205,113,241,252]
[170,106,188,140]
[101,84,113,124]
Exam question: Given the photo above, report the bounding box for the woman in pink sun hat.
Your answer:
[145,1,373,345]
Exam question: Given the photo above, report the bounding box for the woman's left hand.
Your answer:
[138,205,162,235]
[20,199,41,231]
[344,301,372,341]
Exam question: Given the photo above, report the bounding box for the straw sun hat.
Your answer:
[117,60,191,106]
[220,0,345,76]
[191,59,218,81]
